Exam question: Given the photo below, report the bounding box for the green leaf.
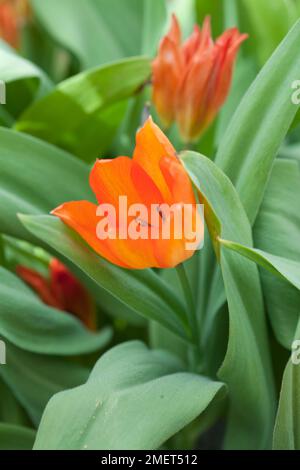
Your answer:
[216,20,300,224]
[0,127,92,242]
[254,158,300,349]
[0,341,90,426]
[273,319,300,449]
[16,57,151,160]
[195,0,224,37]
[240,0,298,64]
[0,40,52,119]
[0,378,30,427]
[31,0,166,69]
[0,267,112,355]
[0,424,35,450]
[219,239,300,290]
[182,151,275,449]
[34,341,225,450]
[20,215,189,342]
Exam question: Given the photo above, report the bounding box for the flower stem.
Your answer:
[176,263,200,370]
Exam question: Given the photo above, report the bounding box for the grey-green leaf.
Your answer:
[273,318,300,449]
[0,424,35,450]
[0,341,90,426]
[15,57,151,160]
[34,341,225,450]
[216,20,300,224]
[0,267,112,355]
[182,151,275,449]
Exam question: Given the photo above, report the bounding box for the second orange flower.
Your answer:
[152,15,248,142]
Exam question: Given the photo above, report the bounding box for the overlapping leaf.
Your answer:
[30,0,166,68]
[273,319,300,449]
[254,159,300,349]
[0,267,112,355]
[182,151,275,449]
[34,341,225,450]
[216,19,300,224]
[0,424,35,450]
[0,341,90,425]
[16,57,151,159]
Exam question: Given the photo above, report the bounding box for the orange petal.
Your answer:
[207,29,248,118]
[152,14,183,127]
[0,2,19,48]
[133,117,177,203]
[159,155,196,205]
[51,201,128,268]
[52,200,159,270]
[177,51,216,141]
[152,204,203,268]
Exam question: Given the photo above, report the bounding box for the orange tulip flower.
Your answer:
[52,118,203,270]
[0,0,29,48]
[17,258,96,330]
[152,15,248,142]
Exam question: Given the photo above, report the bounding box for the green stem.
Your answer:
[176,264,201,372]
[176,264,201,371]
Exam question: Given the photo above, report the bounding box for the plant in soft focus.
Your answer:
[0,0,29,48]
[152,14,247,141]
[16,258,96,331]
[0,0,300,454]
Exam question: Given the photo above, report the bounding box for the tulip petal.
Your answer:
[133,117,177,203]
[52,199,159,270]
[152,14,183,127]
[51,200,129,268]
[152,204,203,268]
[159,155,196,205]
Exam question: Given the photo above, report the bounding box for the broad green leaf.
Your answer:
[215,57,257,145]
[0,40,52,119]
[34,341,225,450]
[0,424,35,450]
[219,239,300,290]
[20,215,189,342]
[0,267,112,355]
[31,0,166,69]
[254,159,300,349]
[280,142,300,166]
[0,341,89,425]
[240,0,298,64]
[141,0,168,55]
[16,57,151,160]
[216,20,300,224]
[273,319,300,449]
[0,378,30,427]
[0,127,92,242]
[182,151,275,449]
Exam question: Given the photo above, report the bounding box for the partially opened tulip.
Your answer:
[152,15,248,142]
[0,0,29,48]
[52,118,203,270]
[17,258,96,330]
